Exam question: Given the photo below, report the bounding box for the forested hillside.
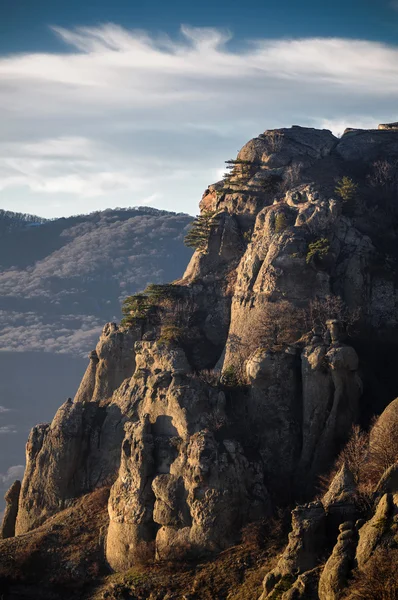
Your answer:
[0,206,193,509]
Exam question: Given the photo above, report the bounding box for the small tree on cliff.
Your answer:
[306,295,361,337]
[335,176,358,202]
[121,293,151,327]
[184,211,219,253]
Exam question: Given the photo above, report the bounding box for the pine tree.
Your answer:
[274,212,288,233]
[335,176,358,202]
[184,211,219,253]
[121,293,151,326]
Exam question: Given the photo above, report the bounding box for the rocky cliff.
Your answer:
[2,123,398,599]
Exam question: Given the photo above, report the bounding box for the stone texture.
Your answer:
[375,462,398,495]
[378,122,398,130]
[16,323,137,534]
[106,342,270,570]
[281,567,322,600]
[0,480,21,539]
[318,522,357,600]
[298,340,362,484]
[336,127,398,162]
[322,464,356,510]
[355,493,398,569]
[74,322,139,404]
[246,347,301,485]
[260,502,326,599]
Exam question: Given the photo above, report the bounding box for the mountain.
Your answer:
[0,207,193,512]
[0,209,47,235]
[2,124,398,599]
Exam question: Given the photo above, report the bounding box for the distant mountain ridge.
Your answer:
[0,205,193,355]
[0,209,48,234]
[0,205,193,511]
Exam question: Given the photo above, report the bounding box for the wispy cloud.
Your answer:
[0,425,17,434]
[0,465,24,484]
[1,25,398,216]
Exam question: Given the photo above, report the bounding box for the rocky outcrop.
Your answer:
[260,462,359,599]
[378,122,398,130]
[355,492,398,569]
[0,480,21,539]
[74,322,139,404]
[15,396,124,534]
[15,323,138,534]
[375,462,398,495]
[106,341,269,570]
[260,502,326,599]
[299,339,362,483]
[7,123,398,596]
[243,322,361,492]
[318,521,357,600]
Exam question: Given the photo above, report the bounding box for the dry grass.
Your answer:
[319,405,398,514]
[90,518,286,600]
[0,487,110,597]
[0,494,287,600]
[344,549,398,600]
[91,544,277,600]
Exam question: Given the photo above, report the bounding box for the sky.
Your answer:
[1,0,398,218]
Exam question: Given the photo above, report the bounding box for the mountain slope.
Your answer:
[0,206,193,511]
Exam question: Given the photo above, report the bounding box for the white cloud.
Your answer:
[0,465,24,484]
[0,426,17,434]
[1,25,398,217]
[0,311,103,356]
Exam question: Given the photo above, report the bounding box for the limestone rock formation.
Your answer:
[105,341,269,570]
[260,461,359,599]
[355,492,398,569]
[74,321,139,404]
[375,462,398,495]
[15,323,138,534]
[0,480,21,539]
[378,122,398,130]
[4,123,398,598]
[318,522,357,600]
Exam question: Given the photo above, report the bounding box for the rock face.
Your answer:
[105,341,269,570]
[5,123,398,589]
[318,521,357,600]
[260,463,359,599]
[0,480,21,539]
[260,391,398,599]
[355,492,398,570]
[15,323,138,534]
[378,122,398,130]
[244,322,361,492]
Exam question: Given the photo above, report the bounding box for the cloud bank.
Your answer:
[1,25,398,216]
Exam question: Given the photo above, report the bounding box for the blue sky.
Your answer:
[2,0,398,52]
[1,0,398,217]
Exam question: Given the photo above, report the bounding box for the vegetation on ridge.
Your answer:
[184,210,220,253]
[306,238,330,265]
